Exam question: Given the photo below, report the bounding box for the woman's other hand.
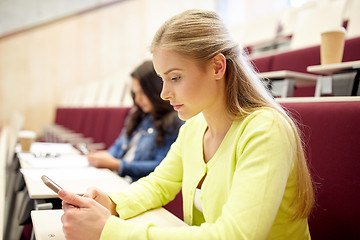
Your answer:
[87,151,119,171]
[83,187,118,216]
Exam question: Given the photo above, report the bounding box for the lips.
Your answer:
[172,104,183,111]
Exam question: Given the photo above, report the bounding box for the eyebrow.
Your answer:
[163,68,182,75]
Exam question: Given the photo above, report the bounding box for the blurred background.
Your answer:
[0,0,358,136]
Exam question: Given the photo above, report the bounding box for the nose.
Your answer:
[160,82,172,100]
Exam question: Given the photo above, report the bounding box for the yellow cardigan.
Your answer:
[101,108,311,239]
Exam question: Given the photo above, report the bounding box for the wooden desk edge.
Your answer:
[258,70,318,81]
[307,60,360,75]
[276,96,360,103]
[258,70,318,86]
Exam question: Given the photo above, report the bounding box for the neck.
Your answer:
[202,101,234,139]
[202,104,234,164]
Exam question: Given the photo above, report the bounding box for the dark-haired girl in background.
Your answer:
[87,60,183,182]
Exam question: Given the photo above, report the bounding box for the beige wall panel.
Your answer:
[0,0,146,135]
[0,0,216,135]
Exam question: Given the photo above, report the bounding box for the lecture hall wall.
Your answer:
[0,0,217,134]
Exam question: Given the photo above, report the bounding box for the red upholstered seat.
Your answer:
[55,107,86,132]
[81,108,100,139]
[251,55,274,73]
[102,107,132,149]
[49,107,131,147]
[164,191,183,221]
[343,36,360,62]
[280,101,360,240]
[293,85,316,97]
[90,108,112,144]
[54,108,69,126]
[272,45,321,73]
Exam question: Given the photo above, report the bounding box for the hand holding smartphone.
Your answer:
[41,175,63,194]
[42,175,79,208]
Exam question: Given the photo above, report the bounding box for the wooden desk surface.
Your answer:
[307,60,360,75]
[258,70,318,86]
[17,142,131,199]
[31,208,187,240]
[21,167,130,199]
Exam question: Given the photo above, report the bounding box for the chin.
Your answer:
[141,107,151,113]
[178,112,196,121]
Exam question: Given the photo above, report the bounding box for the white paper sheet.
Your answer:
[16,142,78,154]
[18,153,88,168]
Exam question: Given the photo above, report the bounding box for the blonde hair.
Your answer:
[151,9,314,219]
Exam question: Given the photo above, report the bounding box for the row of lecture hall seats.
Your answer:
[251,36,360,97]
[233,0,360,55]
[42,107,132,150]
[42,97,360,239]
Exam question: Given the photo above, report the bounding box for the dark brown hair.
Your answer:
[126,60,179,146]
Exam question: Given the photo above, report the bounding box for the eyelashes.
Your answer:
[171,76,181,81]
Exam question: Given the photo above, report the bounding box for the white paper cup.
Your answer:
[18,130,36,152]
[320,27,346,65]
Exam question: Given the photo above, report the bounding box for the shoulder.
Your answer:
[235,107,294,138]
[244,107,290,126]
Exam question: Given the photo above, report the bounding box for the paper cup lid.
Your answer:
[18,130,36,138]
[321,26,346,34]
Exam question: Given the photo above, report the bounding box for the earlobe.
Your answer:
[213,53,226,79]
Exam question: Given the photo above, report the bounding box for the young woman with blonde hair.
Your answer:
[59,9,314,240]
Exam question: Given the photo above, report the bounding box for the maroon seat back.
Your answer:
[272,45,321,73]
[103,107,132,149]
[54,107,86,132]
[54,108,69,126]
[251,55,274,73]
[53,107,131,148]
[81,108,99,139]
[343,36,360,62]
[91,108,111,144]
[280,101,360,240]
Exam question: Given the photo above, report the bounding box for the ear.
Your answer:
[212,53,226,80]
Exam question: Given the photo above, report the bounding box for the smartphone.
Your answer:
[77,143,89,155]
[41,175,63,194]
